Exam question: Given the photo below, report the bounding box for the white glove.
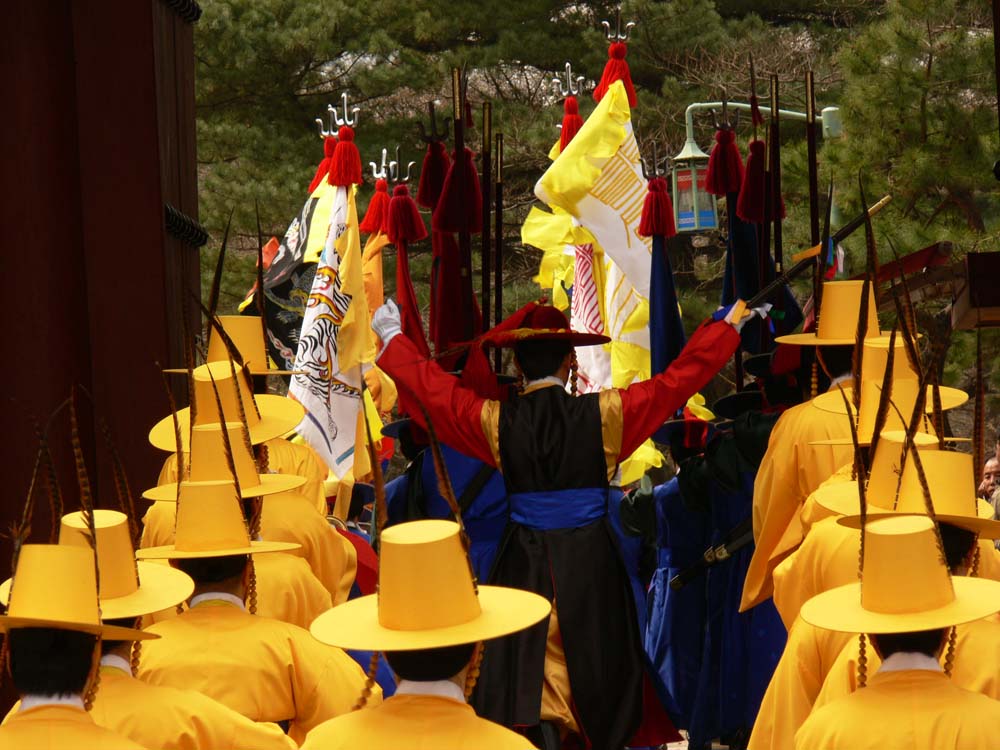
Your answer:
[724,301,772,334]
[372,298,403,346]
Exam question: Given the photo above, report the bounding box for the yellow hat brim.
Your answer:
[800,576,1000,634]
[774,330,890,346]
[136,540,300,560]
[163,367,306,376]
[0,615,157,641]
[0,561,193,621]
[811,385,968,417]
[835,501,1000,538]
[148,395,304,452]
[310,585,552,651]
[142,473,306,503]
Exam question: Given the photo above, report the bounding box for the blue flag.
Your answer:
[649,234,687,374]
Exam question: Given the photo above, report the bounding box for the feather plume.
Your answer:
[10,433,45,574]
[70,387,101,609]
[851,271,871,413]
[157,364,187,497]
[859,173,880,306]
[180,291,199,448]
[207,208,234,320]
[222,354,256,464]
[198,299,245,369]
[206,370,243,501]
[814,177,834,320]
[902,426,948,567]
[415,400,478,589]
[359,384,387,545]
[974,330,985,488]
[886,237,920,369]
[889,276,922,376]
[254,201,270,362]
[867,325,897,465]
[76,386,140,547]
[836,384,868,580]
[38,426,64,543]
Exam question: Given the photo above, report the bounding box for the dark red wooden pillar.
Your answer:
[1,0,201,698]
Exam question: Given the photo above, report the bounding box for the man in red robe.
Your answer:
[372,298,746,749]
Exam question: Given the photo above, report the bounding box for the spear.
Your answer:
[481,102,493,329]
[493,133,504,371]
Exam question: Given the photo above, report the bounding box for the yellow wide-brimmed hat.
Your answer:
[149,361,304,452]
[165,315,300,376]
[812,338,967,423]
[813,430,939,517]
[801,516,1000,633]
[0,510,194,620]
[137,480,300,560]
[836,449,1000,536]
[143,422,305,503]
[310,520,551,651]
[775,280,885,346]
[0,544,156,641]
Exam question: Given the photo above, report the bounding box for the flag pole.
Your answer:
[451,68,475,340]
[493,132,504,372]
[481,102,493,329]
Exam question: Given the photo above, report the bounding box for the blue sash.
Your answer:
[508,487,608,531]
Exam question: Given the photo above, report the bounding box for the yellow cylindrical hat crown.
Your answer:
[860,338,918,383]
[896,450,978,518]
[855,379,928,441]
[866,431,939,509]
[173,481,251,553]
[861,516,954,614]
[377,520,482,632]
[815,281,880,342]
[206,316,270,374]
[188,423,260,485]
[7,545,102,627]
[192,362,261,430]
[60,510,139,600]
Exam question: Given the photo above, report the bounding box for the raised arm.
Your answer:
[375,306,496,466]
[618,319,740,459]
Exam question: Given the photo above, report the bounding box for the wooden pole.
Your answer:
[493,133,504,371]
[481,102,493,329]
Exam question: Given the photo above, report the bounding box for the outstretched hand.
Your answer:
[372,298,402,346]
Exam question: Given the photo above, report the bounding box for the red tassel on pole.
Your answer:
[638,177,676,238]
[386,184,428,244]
[705,129,744,196]
[559,96,584,151]
[417,141,450,210]
[593,42,637,107]
[432,147,483,234]
[308,136,336,193]
[737,139,766,223]
[360,179,390,235]
[328,125,362,187]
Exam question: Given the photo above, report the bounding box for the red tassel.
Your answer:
[360,179,390,235]
[593,42,637,107]
[737,139,766,223]
[395,238,431,360]
[638,177,676,238]
[308,136,336,193]
[559,96,584,151]
[705,129,745,196]
[432,147,483,234]
[328,126,361,187]
[386,184,428,243]
[750,93,764,128]
[417,141,450,210]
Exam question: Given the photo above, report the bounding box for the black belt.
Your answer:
[669,517,753,591]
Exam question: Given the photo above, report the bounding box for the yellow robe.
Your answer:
[772,516,859,630]
[300,693,533,750]
[741,397,853,611]
[4,664,296,750]
[795,670,1000,749]
[752,533,1000,750]
[138,599,378,744]
[145,552,332,631]
[747,617,852,750]
[814,615,1000,707]
[0,704,144,750]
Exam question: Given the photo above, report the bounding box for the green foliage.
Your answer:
[194,0,1000,406]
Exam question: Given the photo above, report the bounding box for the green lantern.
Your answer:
[672,138,718,232]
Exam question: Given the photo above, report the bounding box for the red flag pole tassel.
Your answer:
[705,129,745,197]
[309,136,336,193]
[360,179,390,235]
[560,96,584,150]
[594,41,637,106]
[386,184,430,358]
[328,126,361,187]
[638,177,676,239]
